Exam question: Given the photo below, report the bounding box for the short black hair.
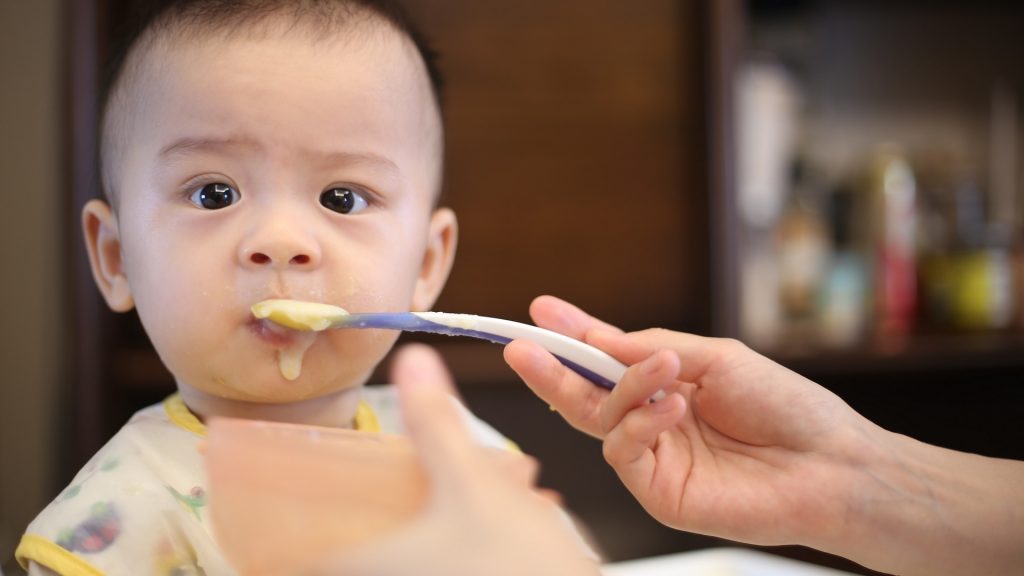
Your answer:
[102,0,443,106]
[99,0,444,203]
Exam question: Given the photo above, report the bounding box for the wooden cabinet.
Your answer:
[711,0,1024,359]
[706,0,1024,439]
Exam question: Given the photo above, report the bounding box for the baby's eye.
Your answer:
[189,182,240,210]
[319,187,368,214]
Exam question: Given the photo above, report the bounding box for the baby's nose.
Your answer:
[239,221,321,270]
[247,251,313,266]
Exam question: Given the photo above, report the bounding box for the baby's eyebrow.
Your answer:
[313,150,402,180]
[157,136,402,180]
[158,135,258,158]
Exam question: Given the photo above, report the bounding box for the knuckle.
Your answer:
[718,337,748,354]
[601,437,621,466]
[639,327,672,339]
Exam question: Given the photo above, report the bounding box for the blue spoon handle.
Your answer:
[335,312,626,390]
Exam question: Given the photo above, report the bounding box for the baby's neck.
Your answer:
[176,384,364,429]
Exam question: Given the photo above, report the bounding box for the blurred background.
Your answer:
[2,0,1022,573]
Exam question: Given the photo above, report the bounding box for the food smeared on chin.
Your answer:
[251,299,350,381]
[251,299,350,331]
[277,332,317,381]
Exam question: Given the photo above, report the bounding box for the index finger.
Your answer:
[504,339,609,439]
[586,328,732,385]
[529,295,625,340]
[528,297,723,385]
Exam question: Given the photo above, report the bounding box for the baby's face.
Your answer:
[106,27,449,403]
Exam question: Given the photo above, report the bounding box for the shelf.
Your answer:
[760,331,1024,376]
[713,0,1024,364]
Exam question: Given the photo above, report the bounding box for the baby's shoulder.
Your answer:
[17,401,223,575]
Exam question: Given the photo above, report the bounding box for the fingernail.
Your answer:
[652,394,676,412]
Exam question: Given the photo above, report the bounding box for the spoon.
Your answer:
[251,299,627,390]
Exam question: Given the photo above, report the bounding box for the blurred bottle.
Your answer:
[915,156,955,331]
[736,59,801,349]
[986,81,1021,331]
[777,158,828,323]
[863,147,918,339]
[950,247,1015,330]
[920,169,1016,332]
[950,176,1015,331]
[820,184,866,347]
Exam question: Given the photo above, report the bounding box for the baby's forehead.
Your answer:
[103,10,443,203]
[128,11,423,94]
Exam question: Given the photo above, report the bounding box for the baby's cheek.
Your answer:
[332,282,397,313]
[329,260,422,313]
[329,328,399,365]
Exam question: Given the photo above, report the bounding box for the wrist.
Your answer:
[831,428,943,573]
[819,425,1024,576]
[787,419,921,559]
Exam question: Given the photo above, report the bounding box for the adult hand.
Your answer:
[505,296,873,547]
[504,296,1004,575]
[312,343,600,576]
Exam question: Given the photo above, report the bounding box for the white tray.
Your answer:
[602,547,861,576]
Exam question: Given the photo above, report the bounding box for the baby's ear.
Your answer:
[411,208,458,311]
[82,199,134,312]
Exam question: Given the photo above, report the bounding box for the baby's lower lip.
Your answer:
[249,318,303,347]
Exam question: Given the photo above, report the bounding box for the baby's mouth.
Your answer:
[248,316,303,347]
[250,298,350,331]
[249,298,351,381]
[248,317,319,381]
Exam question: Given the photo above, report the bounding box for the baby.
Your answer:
[17,1,516,573]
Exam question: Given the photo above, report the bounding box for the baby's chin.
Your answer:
[187,364,372,405]
[167,329,396,407]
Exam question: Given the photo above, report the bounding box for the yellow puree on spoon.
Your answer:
[251,299,350,380]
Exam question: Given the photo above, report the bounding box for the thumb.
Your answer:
[390,344,479,493]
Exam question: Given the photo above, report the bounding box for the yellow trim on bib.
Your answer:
[353,398,380,432]
[164,394,207,436]
[16,534,105,575]
[164,393,380,434]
